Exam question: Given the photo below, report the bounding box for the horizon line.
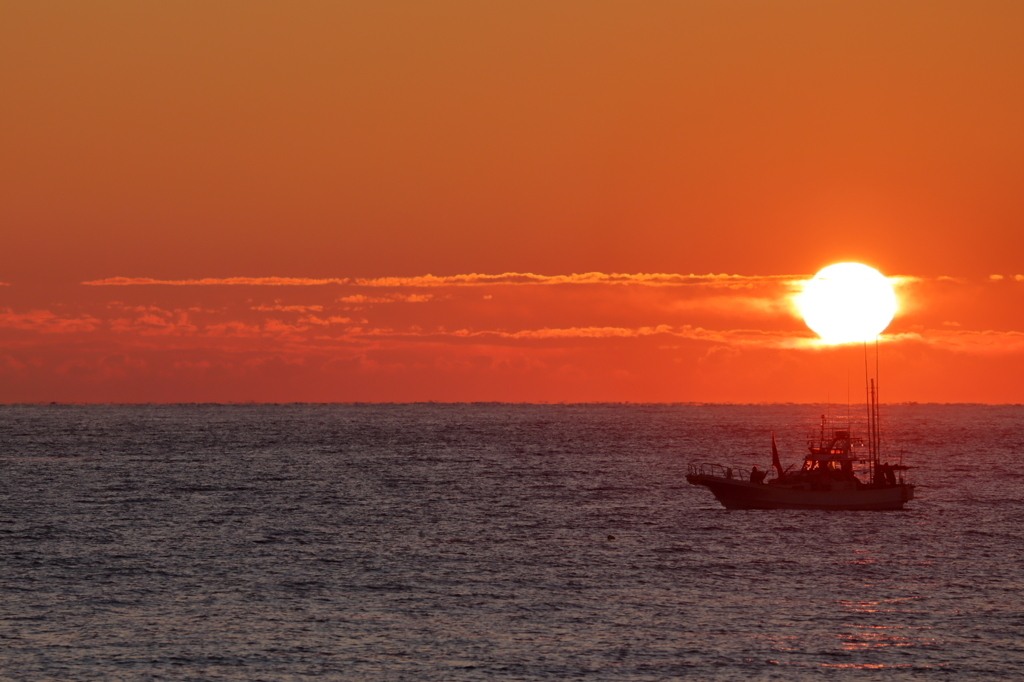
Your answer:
[2,401,1018,407]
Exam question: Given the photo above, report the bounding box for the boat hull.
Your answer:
[686,474,914,510]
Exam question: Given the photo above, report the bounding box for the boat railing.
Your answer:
[688,458,753,475]
[689,462,774,482]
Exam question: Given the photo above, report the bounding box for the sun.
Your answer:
[796,263,897,344]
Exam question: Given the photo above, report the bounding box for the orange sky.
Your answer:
[2,2,1023,403]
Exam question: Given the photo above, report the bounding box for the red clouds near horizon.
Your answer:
[2,3,1024,402]
[3,273,1024,403]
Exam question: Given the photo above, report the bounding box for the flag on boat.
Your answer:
[771,431,783,478]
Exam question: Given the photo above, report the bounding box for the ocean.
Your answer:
[1,403,1022,680]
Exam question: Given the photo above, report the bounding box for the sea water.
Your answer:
[1,403,1022,681]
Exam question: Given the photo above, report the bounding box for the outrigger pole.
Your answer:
[864,340,883,485]
[875,337,881,465]
[863,337,885,484]
[863,341,873,460]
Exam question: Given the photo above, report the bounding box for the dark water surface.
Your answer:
[2,404,1023,680]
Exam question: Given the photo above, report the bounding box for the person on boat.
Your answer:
[814,460,832,483]
[749,465,766,484]
[882,462,897,486]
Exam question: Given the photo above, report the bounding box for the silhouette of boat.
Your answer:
[689,330,917,510]
[686,416,914,510]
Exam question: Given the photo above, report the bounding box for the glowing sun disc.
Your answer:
[797,263,897,344]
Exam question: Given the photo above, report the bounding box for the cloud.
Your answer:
[82,272,807,289]
[353,272,807,288]
[894,329,1024,354]
[338,294,433,303]
[300,315,352,326]
[83,277,350,286]
[337,295,388,303]
[670,295,796,316]
[351,324,814,349]
[204,321,264,337]
[0,309,101,333]
[0,355,27,373]
[109,311,198,336]
[252,304,325,312]
[29,272,1024,362]
[77,272,1013,294]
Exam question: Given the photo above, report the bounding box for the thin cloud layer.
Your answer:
[83,276,352,286]
[83,272,806,288]
[352,272,806,288]
[0,308,101,333]
[890,330,1024,354]
[357,324,815,350]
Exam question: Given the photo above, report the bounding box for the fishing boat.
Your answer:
[687,376,915,510]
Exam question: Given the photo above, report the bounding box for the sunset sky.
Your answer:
[3,2,1024,403]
